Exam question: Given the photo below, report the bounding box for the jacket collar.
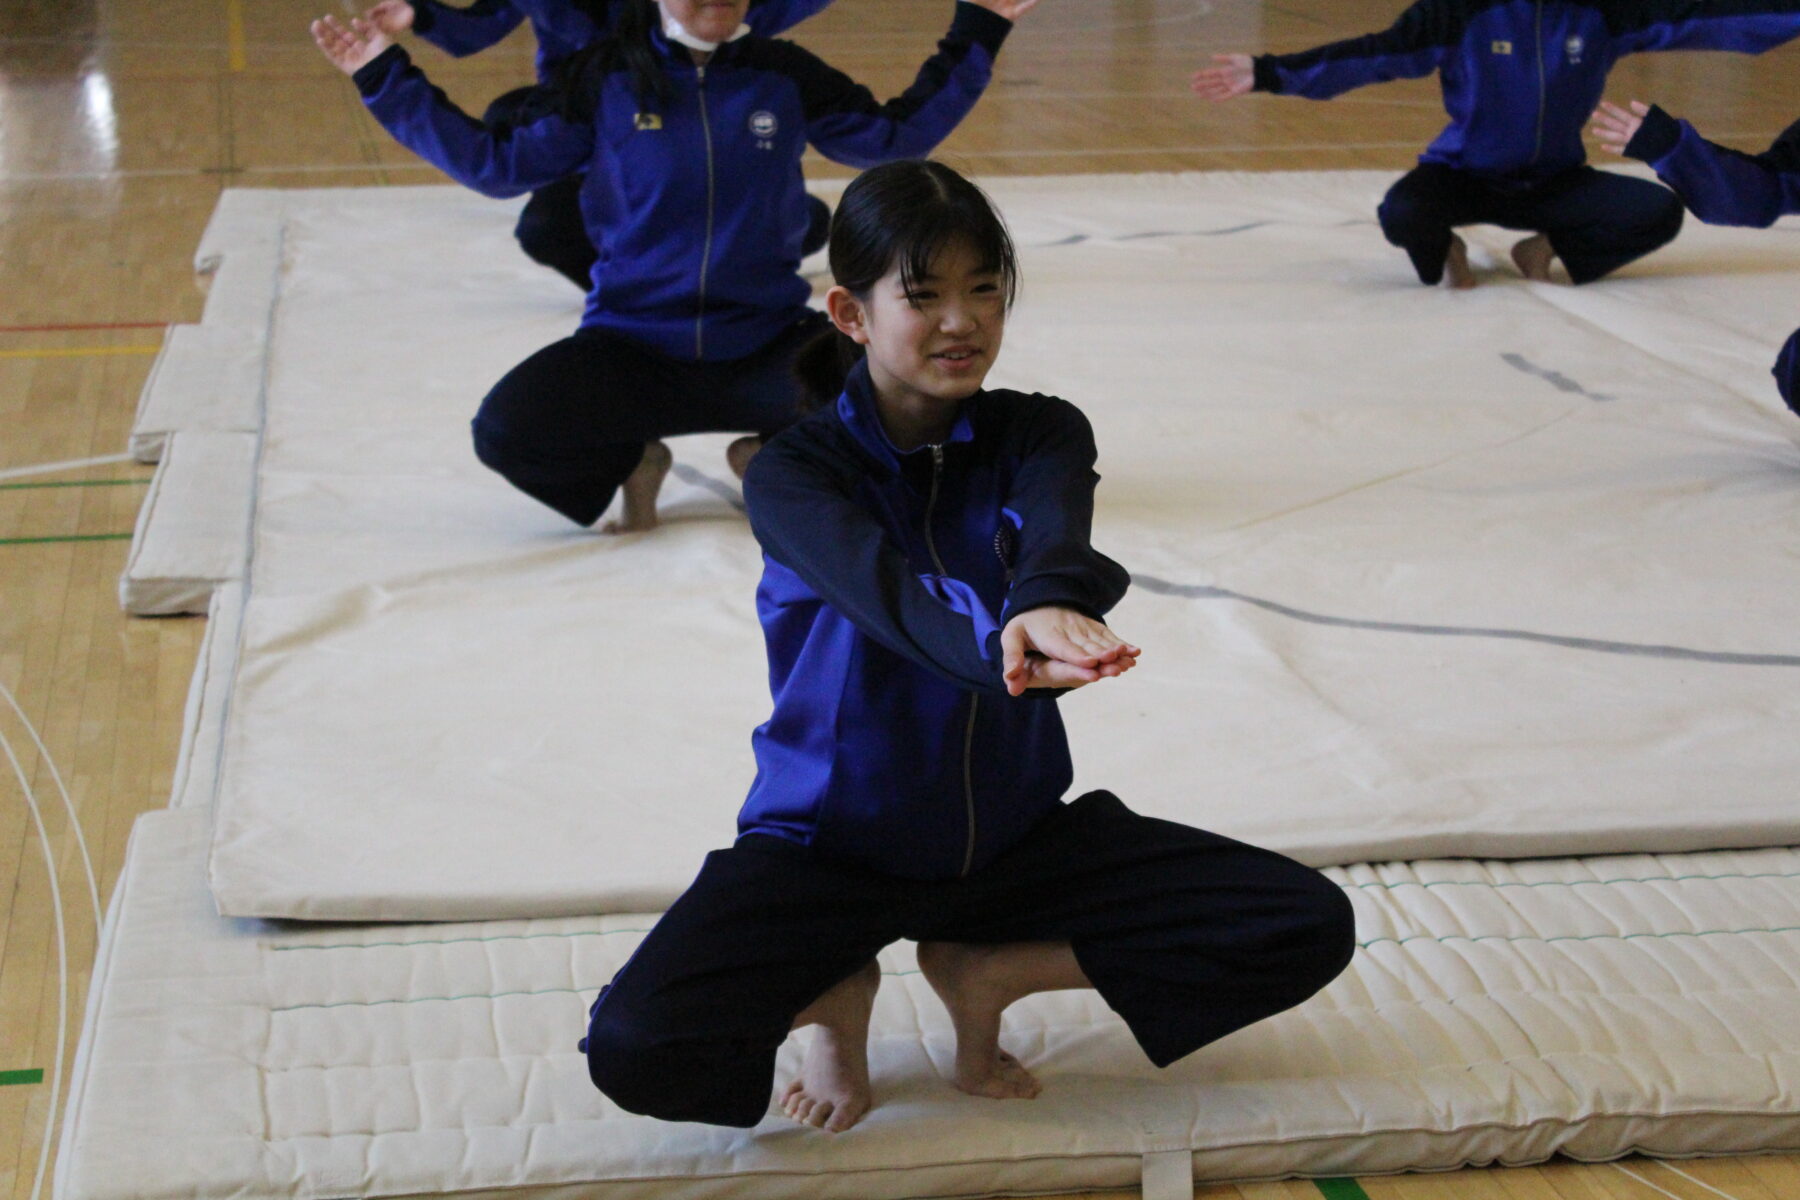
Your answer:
[834,357,976,475]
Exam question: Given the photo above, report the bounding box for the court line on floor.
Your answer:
[1652,1160,1746,1199]
[0,680,102,929]
[0,479,149,492]
[0,454,136,482]
[0,321,170,333]
[1133,575,1800,666]
[0,1070,44,1086]
[0,533,134,547]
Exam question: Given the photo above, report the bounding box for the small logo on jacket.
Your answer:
[1565,35,1584,63]
[749,110,779,138]
[1491,39,1512,54]
[634,112,663,131]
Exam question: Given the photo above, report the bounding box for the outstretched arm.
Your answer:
[314,14,591,197]
[745,0,836,38]
[1611,0,1800,55]
[1595,98,1800,227]
[386,0,528,58]
[1202,0,1453,102]
[793,0,1036,169]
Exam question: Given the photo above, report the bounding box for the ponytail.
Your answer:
[558,0,670,117]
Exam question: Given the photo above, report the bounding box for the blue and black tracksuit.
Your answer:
[578,362,1357,1127]
[1627,105,1800,414]
[407,0,836,285]
[351,2,1011,524]
[1253,0,1800,283]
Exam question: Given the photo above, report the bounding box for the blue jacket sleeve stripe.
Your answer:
[353,46,592,198]
[411,0,526,57]
[782,1,1011,168]
[1636,110,1800,228]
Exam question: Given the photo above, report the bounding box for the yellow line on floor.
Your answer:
[0,346,161,360]
[226,0,247,71]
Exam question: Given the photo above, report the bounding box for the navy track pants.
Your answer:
[471,311,829,526]
[1378,162,1685,285]
[580,790,1357,1127]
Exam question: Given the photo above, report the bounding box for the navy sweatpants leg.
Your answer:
[581,792,1356,1126]
[1378,163,1683,285]
[1774,327,1800,417]
[471,313,828,526]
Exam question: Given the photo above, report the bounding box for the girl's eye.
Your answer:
[972,283,999,294]
[905,291,937,303]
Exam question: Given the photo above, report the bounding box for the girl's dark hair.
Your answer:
[560,0,670,115]
[795,159,1020,410]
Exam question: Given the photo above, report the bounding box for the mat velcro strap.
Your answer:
[1141,1148,1194,1200]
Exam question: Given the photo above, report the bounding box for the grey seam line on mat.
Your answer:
[669,463,746,513]
[1134,575,1800,666]
[1500,352,1616,402]
[1032,217,1372,249]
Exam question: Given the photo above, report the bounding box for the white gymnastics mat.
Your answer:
[152,176,1800,921]
[56,804,1800,1200]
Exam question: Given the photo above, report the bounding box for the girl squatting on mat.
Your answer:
[1192,0,1800,289]
[358,0,838,288]
[1593,96,1800,423]
[312,0,1034,531]
[575,161,1358,1132]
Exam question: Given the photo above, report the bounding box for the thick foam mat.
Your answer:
[183,176,1800,920]
[57,806,1800,1200]
[119,432,257,616]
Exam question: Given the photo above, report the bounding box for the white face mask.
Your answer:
[657,3,750,53]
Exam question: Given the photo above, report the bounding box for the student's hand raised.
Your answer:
[1591,100,1649,156]
[311,13,392,75]
[364,0,416,36]
[968,0,1042,23]
[1000,607,1140,698]
[1191,54,1254,101]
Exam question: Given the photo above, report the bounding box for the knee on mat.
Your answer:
[583,1010,768,1128]
[1276,871,1358,996]
[1775,329,1800,417]
[1375,189,1431,245]
[1644,193,1685,249]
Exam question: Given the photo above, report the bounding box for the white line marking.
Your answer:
[1612,1161,1698,1199]
[0,454,137,481]
[1656,1161,1746,1200]
[1,727,70,1200]
[0,683,101,929]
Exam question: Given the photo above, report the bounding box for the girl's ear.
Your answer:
[825,285,871,346]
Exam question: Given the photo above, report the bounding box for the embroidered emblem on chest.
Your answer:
[1491,39,1513,54]
[634,112,663,131]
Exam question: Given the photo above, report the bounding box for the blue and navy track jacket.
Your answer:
[352,1,1010,360]
[410,0,832,82]
[738,361,1131,881]
[1626,105,1800,225]
[1253,0,1800,179]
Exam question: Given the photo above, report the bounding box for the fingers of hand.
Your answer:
[1629,99,1650,116]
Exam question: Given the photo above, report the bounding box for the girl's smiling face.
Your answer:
[827,236,1008,441]
[660,0,750,43]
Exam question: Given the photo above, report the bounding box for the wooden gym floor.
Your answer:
[3,1,1799,1197]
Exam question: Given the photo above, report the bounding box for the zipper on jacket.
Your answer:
[1531,1,1546,166]
[927,444,981,878]
[695,64,717,360]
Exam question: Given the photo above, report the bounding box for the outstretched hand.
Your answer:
[1000,606,1140,697]
[968,0,1042,23]
[1590,99,1649,156]
[364,0,416,36]
[1191,53,1254,101]
[311,13,392,75]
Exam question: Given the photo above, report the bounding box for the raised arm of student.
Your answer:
[367,0,528,57]
[775,0,1039,169]
[1608,0,1800,56]
[746,0,838,36]
[313,14,591,197]
[1194,0,1451,102]
[1595,99,1800,227]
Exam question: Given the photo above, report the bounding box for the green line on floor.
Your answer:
[0,1069,44,1087]
[0,532,133,546]
[1315,1180,1373,1200]
[0,479,150,491]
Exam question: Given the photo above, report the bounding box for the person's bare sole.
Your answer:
[600,441,673,535]
[727,435,762,480]
[916,942,1042,1101]
[1443,234,1476,290]
[781,961,881,1133]
[1511,233,1556,282]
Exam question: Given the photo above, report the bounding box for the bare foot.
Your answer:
[916,942,1043,1100]
[726,435,762,480]
[600,441,672,534]
[1511,233,1556,282]
[1443,234,1476,290]
[781,961,880,1132]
